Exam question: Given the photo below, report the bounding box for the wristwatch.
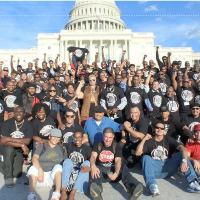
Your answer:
[182,158,187,163]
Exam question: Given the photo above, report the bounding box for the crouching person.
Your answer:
[90,128,143,200]
[27,128,64,200]
[61,131,91,200]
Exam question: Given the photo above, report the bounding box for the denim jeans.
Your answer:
[2,146,23,179]
[142,152,197,187]
[62,159,90,193]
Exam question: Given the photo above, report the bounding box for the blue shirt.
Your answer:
[84,116,121,145]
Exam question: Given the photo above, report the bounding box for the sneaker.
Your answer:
[90,182,103,200]
[5,178,14,188]
[27,192,38,200]
[197,177,200,184]
[187,180,200,193]
[149,184,160,196]
[129,183,143,200]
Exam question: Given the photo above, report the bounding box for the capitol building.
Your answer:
[0,0,200,68]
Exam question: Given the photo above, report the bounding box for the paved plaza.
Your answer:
[0,165,199,200]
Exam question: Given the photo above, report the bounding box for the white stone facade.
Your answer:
[0,0,199,69]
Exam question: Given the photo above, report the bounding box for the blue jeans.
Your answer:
[62,159,90,193]
[142,152,197,187]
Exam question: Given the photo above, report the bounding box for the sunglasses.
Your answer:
[155,126,165,130]
[49,90,56,92]
[89,79,95,81]
[3,70,8,72]
[65,115,74,118]
[192,107,200,110]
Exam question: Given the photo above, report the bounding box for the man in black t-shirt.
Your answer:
[90,128,143,200]
[0,80,21,120]
[136,122,200,196]
[123,106,150,167]
[61,131,91,200]
[100,76,127,123]
[0,106,33,187]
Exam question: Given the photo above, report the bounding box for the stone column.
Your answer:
[65,40,69,63]
[99,40,103,63]
[114,40,117,60]
[110,40,114,59]
[63,41,66,61]
[89,40,92,63]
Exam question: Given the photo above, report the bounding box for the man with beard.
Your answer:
[22,82,40,119]
[0,106,33,187]
[163,86,180,123]
[173,77,196,120]
[145,79,164,120]
[100,76,127,123]
[0,80,21,120]
[125,75,146,119]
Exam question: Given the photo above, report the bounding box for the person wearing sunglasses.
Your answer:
[79,74,101,122]
[136,121,200,196]
[61,109,85,145]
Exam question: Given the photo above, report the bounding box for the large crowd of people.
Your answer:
[0,46,200,200]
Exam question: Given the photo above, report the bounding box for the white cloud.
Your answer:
[144,5,158,12]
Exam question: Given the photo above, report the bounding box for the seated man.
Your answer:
[0,106,33,187]
[136,122,200,196]
[186,124,200,180]
[84,106,121,146]
[27,128,63,200]
[90,128,143,200]
[61,131,91,200]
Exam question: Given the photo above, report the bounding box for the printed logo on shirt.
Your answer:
[160,83,167,94]
[40,125,54,136]
[189,122,200,132]
[4,95,16,108]
[10,130,24,138]
[153,95,162,107]
[181,90,193,102]
[167,100,179,112]
[99,150,114,163]
[0,103,4,114]
[69,151,84,166]
[36,85,42,94]
[70,101,79,112]
[63,132,74,144]
[151,145,168,160]
[193,73,199,81]
[43,101,51,110]
[195,95,200,104]
[106,93,117,107]
[130,92,141,104]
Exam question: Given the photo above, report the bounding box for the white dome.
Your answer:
[65,0,126,32]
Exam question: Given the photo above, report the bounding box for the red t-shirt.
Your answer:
[186,142,200,160]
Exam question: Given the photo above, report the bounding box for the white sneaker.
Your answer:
[187,180,200,193]
[149,184,160,196]
[27,192,37,200]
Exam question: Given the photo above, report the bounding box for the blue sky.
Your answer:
[0,1,200,52]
